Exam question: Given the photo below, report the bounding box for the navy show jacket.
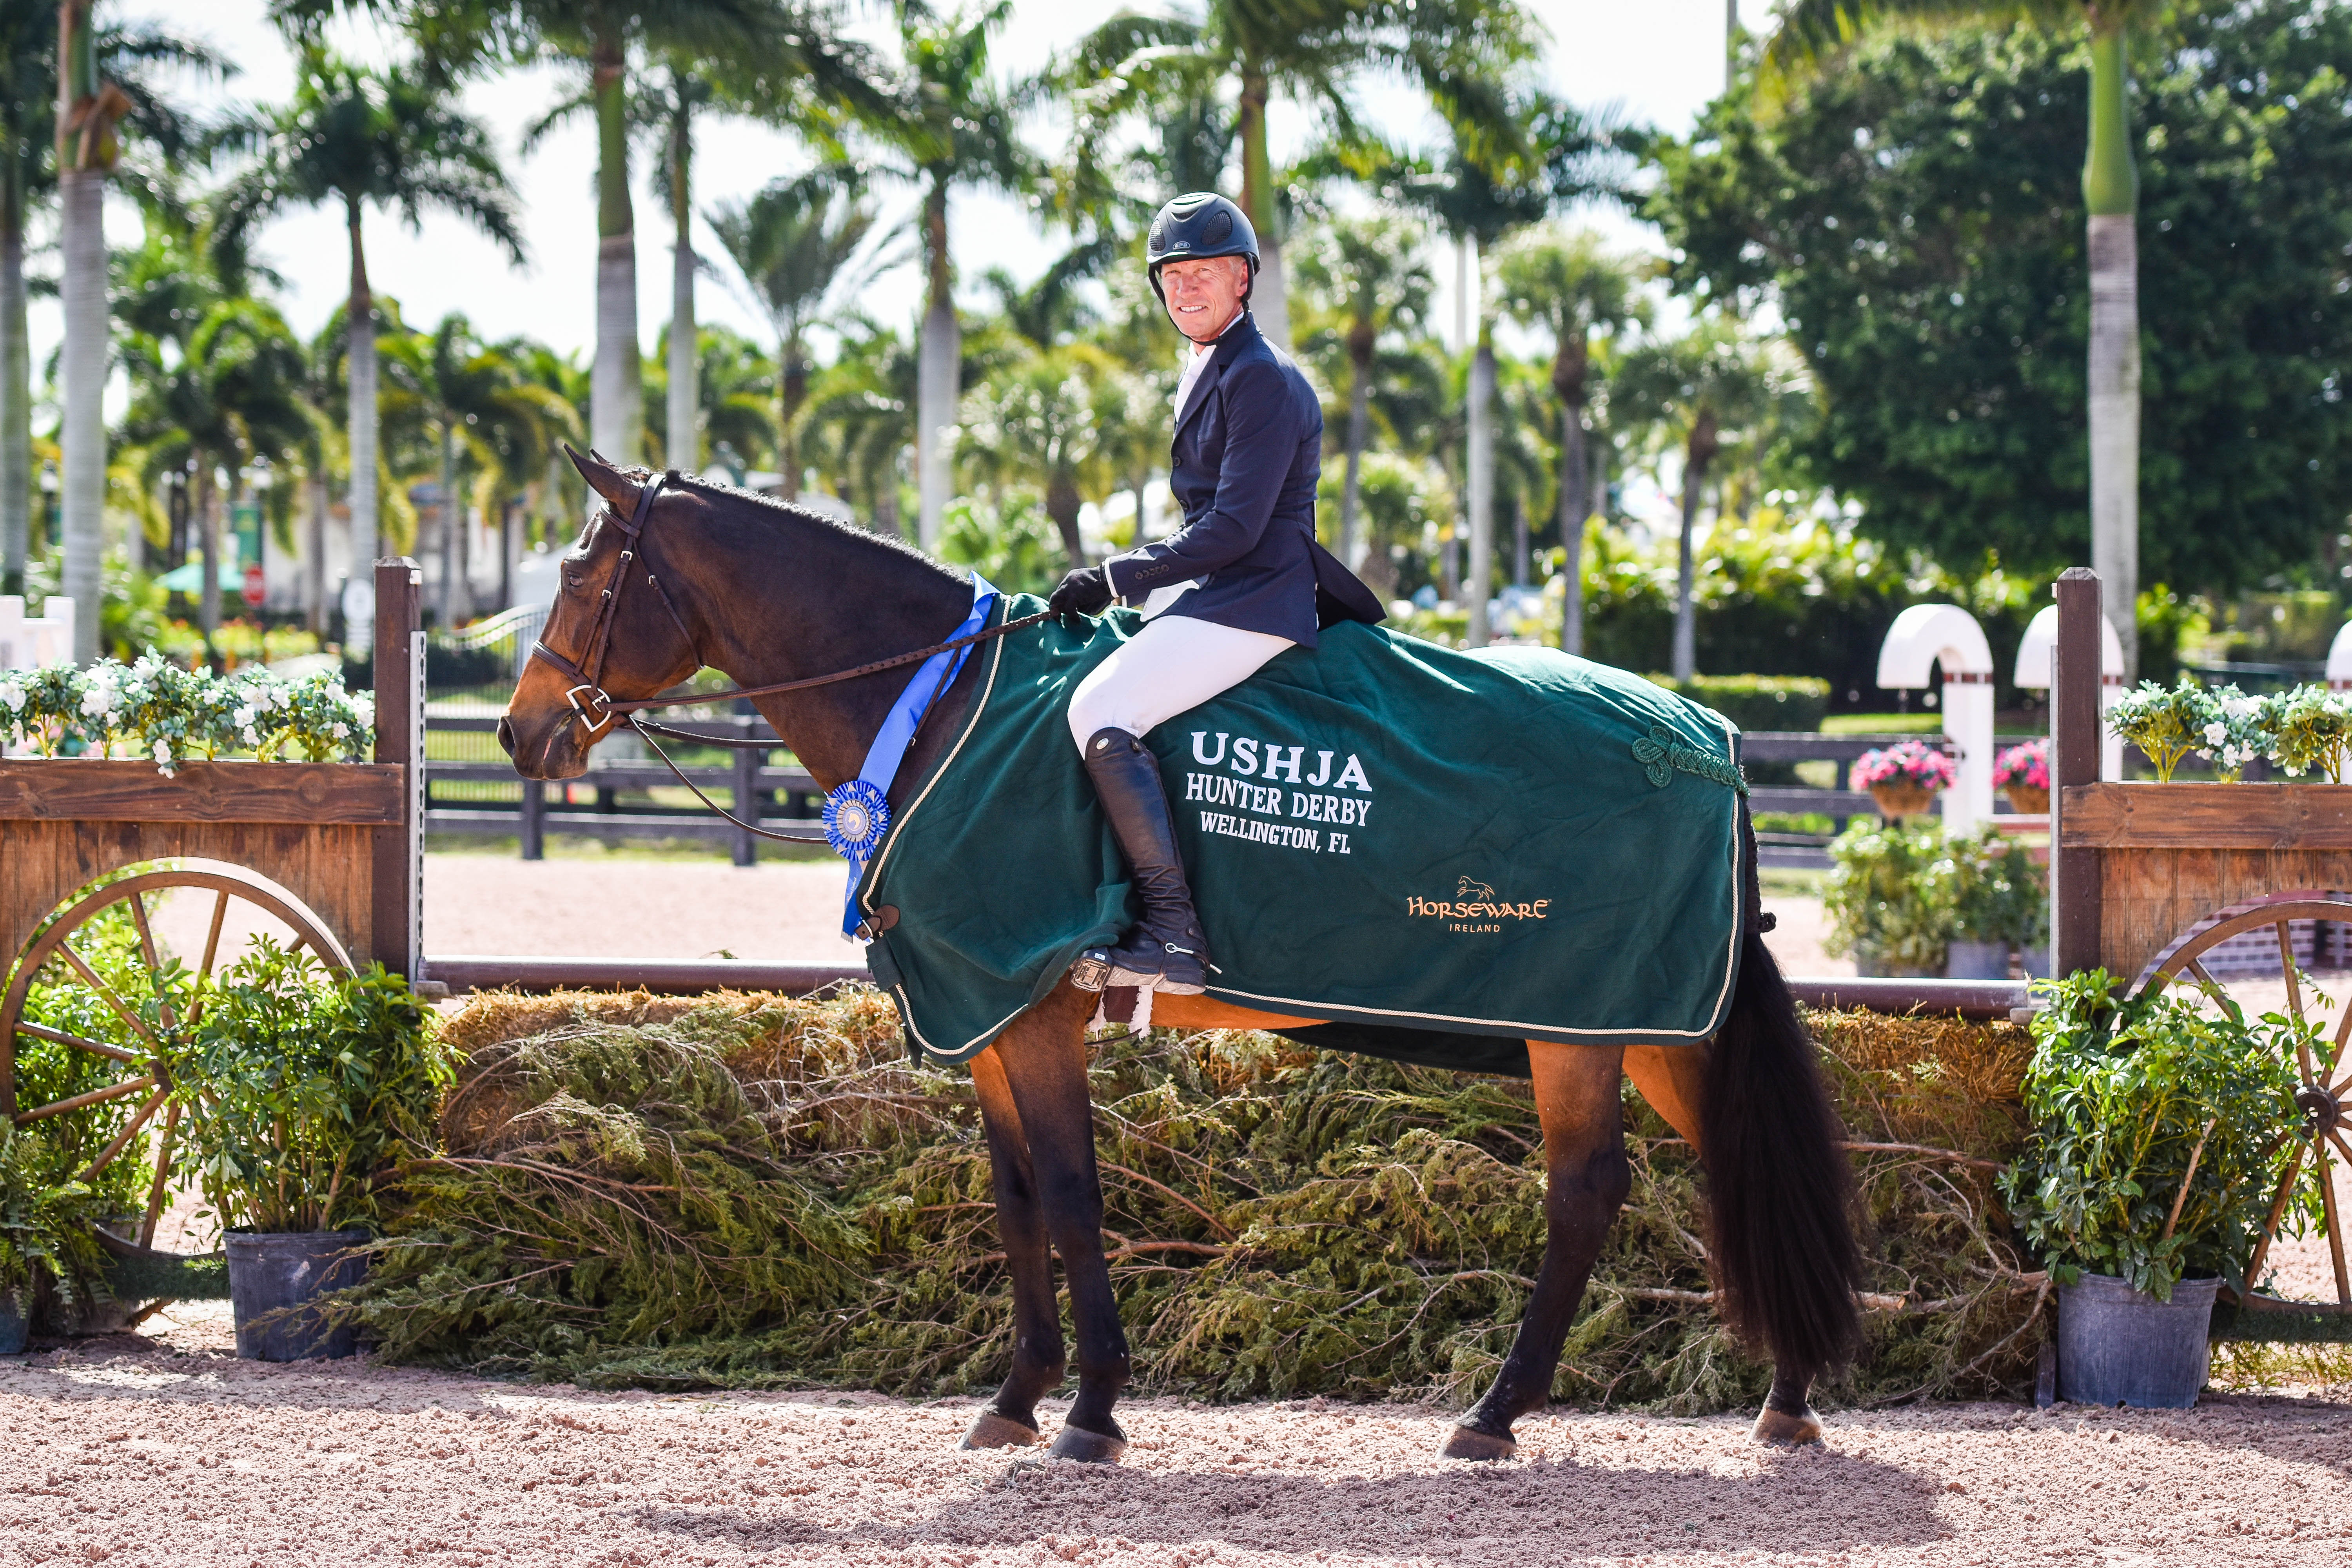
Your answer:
[1102,312,1386,647]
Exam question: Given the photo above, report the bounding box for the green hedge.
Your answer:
[1647,673,1832,734]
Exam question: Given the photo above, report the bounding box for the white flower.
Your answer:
[233,705,257,728]
[0,683,24,712]
[2203,721,2228,745]
[329,722,348,739]
[153,739,171,765]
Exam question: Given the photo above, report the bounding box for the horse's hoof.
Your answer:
[1047,1423,1128,1463]
[961,1409,1042,1450]
[1441,1423,1517,1462]
[1749,1405,1823,1446]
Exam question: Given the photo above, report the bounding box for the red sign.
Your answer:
[241,563,266,608]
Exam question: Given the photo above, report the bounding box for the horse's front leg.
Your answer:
[1624,1043,1822,1445]
[960,1045,1065,1449]
[1444,1042,1630,1461]
[988,981,1132,1461]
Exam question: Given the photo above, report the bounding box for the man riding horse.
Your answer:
[1047,192,1385,998]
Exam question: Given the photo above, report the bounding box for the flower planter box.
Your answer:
[2056,782,2352,984]
[0,758,410,983]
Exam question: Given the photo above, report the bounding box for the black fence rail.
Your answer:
[425,712,824,864]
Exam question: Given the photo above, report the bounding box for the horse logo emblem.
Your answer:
[1456,875,1496,901]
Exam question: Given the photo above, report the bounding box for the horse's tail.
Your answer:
[1699,923,1863,1376]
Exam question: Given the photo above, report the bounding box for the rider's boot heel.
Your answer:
[1074,727,1210,994]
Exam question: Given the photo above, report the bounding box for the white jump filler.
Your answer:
[1876,603,1995,833]
[2014,603,2125,782]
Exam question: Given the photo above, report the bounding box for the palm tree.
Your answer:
[1066,0,1540,348]
[802,316,914,534]
[706,169,883,500]
[1612,317,1772,683]
[118,296,312,661]
[1292,212,1433,575]
[41,2,216,652]
[380,314,574,626]
[212,47,523,644]
[1768,0,2160,669]
[650,321,779,484]
[290,1,879,471]
[962,352,1123,567]
[848,1,1033,551]
[1493,227,1651,656]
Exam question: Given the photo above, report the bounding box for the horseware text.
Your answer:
[1184,730,1372,855]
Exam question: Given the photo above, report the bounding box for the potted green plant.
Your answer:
[1824,820,1952,976]
[2001,971,2303,1408]
[171,942,448,1361]
[0,1123,112,1353]
[1937,829,2047,980]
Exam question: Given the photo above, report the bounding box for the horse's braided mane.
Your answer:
[656,466,966,585]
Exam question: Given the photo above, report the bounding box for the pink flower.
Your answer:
[1993,738,2050,791]
[1853,740,1956,791]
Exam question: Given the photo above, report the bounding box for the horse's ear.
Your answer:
[564,443,641,512]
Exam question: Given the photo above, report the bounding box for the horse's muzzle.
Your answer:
[495,717,516,758]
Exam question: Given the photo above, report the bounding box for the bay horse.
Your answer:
[498,450,1863,1461]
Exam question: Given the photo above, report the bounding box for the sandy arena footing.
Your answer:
[1,1304,2347,1567]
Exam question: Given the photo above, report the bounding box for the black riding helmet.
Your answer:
[1145,192,1259,304]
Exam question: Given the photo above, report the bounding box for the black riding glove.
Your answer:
[1048,565,1114,621]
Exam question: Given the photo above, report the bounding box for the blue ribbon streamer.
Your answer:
[829,572,998,938]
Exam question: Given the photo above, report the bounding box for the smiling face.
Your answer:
[1160,254,1251,344]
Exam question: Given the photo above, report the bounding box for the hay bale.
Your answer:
[350,990,2042,1408]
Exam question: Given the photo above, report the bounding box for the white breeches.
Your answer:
[1066,613,1293,753]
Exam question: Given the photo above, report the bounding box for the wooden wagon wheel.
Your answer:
[0,859,354,1254]
[2136,889,2352,1312]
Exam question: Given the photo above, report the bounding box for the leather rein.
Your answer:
[524,470,1050,843]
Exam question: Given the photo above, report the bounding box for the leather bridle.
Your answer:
[527,470,702,737]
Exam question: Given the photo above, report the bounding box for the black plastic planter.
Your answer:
[2056,1272,2222,1408]
[0,1293,26,1354]
[224,1230,369,1361]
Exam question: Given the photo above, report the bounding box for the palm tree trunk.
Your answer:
[667,97,698,470]
[2084,21,2140,676]
[345,204,378,646]
[0,153,30,597]
[1234,67,1289,349]
[1559,399,1587,657]
[306,469,327,636]
[1132,471,1150,545]
[198,464,221,662]
[1672,417,1716,684]
[57,165,103,664]
[437,424,457,627]
[498,501,514,612]
[1339,340,1371,570]
[591,38,642,464]
[1047,473,1084,568]
[915,177,957,551]
[1465,336,1495,647]
[780,338,805,500]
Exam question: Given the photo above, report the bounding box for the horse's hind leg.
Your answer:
[1624,1042,1823,1446]
[962,1046,1064,1449]
[1443,1042,1629,1461]
[987,982,1133,1461]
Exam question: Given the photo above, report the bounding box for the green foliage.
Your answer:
[2258,686,2352,783]
[2106,675,2209,783]
[1655,4,2352,590]
[343,990,2045,1409]
[1824,820,1953,973]
[0,1123,112,1315]
[1644,673,1829,733]
[2002,971,2307,1300]
[1941,829,2047,951]
[170,944,450,1235]
[0,658,371,771]
[935,494,1065,598]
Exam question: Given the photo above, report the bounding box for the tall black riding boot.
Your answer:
[1073,726,1210,994]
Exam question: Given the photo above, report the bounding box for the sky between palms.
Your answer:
[29,0,1773,390]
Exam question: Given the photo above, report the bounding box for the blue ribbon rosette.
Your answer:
[824,573,998,937]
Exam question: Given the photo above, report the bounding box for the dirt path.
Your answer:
[3,1303,2347,1568]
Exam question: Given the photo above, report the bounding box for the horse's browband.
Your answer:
[526,466,1053,727]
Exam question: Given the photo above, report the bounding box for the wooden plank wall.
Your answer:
[0,820,378,978]
[2098,849,2352,984]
